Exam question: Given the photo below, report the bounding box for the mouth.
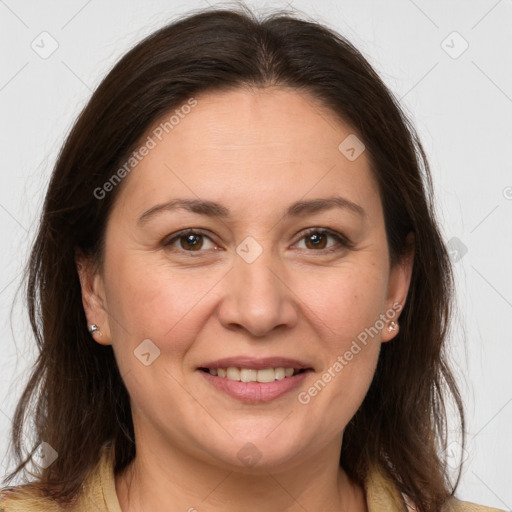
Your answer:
[196,358,314,403]
[198,367,309,382]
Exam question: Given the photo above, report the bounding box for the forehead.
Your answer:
[164,86,356,161]
[111,86,381,221]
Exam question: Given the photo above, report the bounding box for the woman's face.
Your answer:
[79,86,412,472]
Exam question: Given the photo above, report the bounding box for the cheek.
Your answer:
[103,249,228,363]
[297,260,389,348]
[103,255,215,411]
[293,261,386,415]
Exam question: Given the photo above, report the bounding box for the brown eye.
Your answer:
[178,233,204,251]
[164,229,216,253]
[304,231,328,250]
[296,228,352,252]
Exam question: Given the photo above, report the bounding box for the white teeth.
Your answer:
[240,369,257,382]
[274,367,285,380]
[226,367,241,381]
[256,368,275,383]
[207,367,303,382]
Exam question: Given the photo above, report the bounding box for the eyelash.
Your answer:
[162,227,353,256]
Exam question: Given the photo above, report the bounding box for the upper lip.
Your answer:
[198,356,313,371]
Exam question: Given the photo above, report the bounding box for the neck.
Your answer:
[114,431,367,512]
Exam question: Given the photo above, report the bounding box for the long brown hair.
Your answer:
[3,4,465,511]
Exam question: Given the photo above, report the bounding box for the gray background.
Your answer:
[1,0,511,509]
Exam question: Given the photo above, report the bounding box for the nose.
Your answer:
[216,245,298,338]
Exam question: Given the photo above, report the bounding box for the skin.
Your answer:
[77,86,413,512]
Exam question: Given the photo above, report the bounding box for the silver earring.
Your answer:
[387,321,398,332]
[88,324,102,336]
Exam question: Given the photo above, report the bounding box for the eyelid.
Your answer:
[297,227,354,250]
[163,227,353,253]
[163,228,218,252]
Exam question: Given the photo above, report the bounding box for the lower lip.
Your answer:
[197,369,312,403]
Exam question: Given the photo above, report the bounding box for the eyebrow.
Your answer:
[137,196,366,226]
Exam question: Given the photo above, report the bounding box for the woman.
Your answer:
[0,5,504,512]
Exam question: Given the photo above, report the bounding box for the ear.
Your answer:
[75,248,112,345]
[381,232,414,343]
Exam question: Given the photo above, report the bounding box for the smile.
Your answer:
[197,367,312,403]
[199,367,306,382]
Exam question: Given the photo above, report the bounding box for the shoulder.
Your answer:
[0,483,94,511]
[0,485,62,511]
[404,493,507,512]
[0,479,103,512]
[366,464,506,512]
[1,444,117,512]
[441,496,507,512]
